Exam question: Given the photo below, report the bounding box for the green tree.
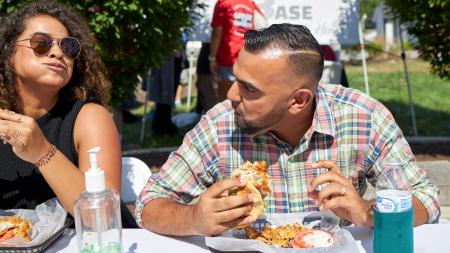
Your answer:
[360,0,382,18]
[0,0,203,106]
[384,0,450,79]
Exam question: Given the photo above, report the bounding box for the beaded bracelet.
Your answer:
[34,145,57,168]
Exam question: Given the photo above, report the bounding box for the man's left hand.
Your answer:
[308,160,373,227]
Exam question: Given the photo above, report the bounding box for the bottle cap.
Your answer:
[85,147,105,193]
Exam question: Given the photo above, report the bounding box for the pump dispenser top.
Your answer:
[85,147,105,193]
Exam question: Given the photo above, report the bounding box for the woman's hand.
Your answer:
[0,109,51,164]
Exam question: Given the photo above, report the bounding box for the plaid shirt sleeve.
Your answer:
[366,102,441,223]
[135,115,220,227]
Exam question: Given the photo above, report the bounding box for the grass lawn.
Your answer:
[121,97,197,150]
[346,59,450,136]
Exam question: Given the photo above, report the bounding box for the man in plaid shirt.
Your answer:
[136,24,440,236]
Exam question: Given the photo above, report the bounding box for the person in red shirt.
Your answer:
[210,0,263,101]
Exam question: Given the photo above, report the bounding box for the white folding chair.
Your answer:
[320,60,343,84]
[185,41,202,108]
[121,157,152,203]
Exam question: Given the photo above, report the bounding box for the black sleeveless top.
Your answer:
[0,99,84,209]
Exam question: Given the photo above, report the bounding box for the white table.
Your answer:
[46,224,450,253]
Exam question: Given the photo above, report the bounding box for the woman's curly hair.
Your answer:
[0,0,111,112]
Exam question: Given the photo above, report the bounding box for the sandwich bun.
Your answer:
[230,161,271,228]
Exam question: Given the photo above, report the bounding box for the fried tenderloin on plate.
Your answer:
[230,161,272,226]
[0,216,32,243]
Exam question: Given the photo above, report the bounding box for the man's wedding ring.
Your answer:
[340,185,346,196]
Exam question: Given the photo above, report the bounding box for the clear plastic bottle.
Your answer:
[74,147,122,253]
[373,158,413,253]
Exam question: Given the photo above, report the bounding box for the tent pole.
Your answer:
[140,69,152,143]
[187,52,195,110]
[358,14,370,95]
[398,23,418,136]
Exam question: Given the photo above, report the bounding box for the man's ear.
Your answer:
[288,88,313,114]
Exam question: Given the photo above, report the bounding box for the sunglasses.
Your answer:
[17,32,82,60]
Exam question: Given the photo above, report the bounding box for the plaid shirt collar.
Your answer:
[262,85,336,155]
[283,85,336,152]
[311,85,336,137]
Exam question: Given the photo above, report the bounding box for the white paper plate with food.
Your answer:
[0,198,67,249]
[206,212,360,253]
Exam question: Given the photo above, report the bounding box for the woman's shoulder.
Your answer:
[76,102,113,125]
[73,102,119,152]
[79,101,109,112]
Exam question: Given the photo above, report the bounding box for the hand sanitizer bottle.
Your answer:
[74,147,122,253]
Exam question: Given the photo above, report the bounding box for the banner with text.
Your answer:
[189,0,359,46]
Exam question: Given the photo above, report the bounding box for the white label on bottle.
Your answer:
[80,230,121,253]
[376,189,412,213]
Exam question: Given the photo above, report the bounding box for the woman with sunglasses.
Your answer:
[0,0,126,222]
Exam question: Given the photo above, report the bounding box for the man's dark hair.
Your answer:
[244,23,324,83]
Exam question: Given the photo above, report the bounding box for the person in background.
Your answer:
[209,0,264,101]
[175,34,189,108]
[196,42,218,114]
[0,0,136,227]
[149,51,183,136]
[136,24,440,236]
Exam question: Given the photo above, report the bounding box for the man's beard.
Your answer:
[234,103,287,135]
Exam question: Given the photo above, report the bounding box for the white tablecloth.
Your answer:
[46,224,450,253]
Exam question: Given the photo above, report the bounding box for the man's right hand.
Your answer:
[190,178,255,236]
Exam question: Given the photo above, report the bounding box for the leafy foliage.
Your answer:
[0,0,203,106]
[360,0,382,18]
[384,0,450,79]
